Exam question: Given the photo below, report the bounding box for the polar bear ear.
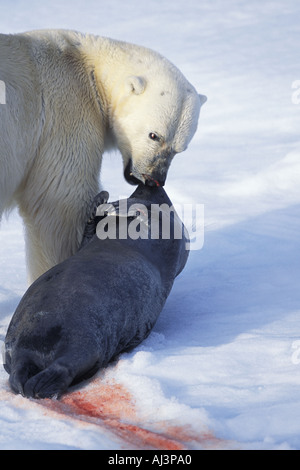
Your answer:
[199,94,207,106]
[125,76,147,95]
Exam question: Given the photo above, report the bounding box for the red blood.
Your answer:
[39,379,233,450]
[142,174,161,187]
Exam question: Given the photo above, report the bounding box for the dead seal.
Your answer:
[3,184,189,398]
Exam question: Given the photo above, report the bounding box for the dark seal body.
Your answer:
[4,185,189,398]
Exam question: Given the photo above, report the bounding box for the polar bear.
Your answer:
[0,30,206,283]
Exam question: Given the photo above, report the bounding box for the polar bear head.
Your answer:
[109,63,206,187]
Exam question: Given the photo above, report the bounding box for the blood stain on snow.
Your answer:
[41,378,233,450]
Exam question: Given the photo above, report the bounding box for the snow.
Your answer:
[0,0,300,450]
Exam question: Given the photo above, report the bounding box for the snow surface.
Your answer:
[0,0,300,450]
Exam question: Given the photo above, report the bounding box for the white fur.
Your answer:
[0,30,206,283]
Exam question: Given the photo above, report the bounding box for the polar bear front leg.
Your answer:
[20,189,100,284]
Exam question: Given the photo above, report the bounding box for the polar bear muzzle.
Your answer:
[124,156,171,187]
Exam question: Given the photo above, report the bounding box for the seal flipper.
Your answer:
[22,358,101,399]
[22,362,75,399]
[8,351,44,396]
[9,346,101,398]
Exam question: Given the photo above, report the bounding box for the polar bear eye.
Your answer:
[149,133,160,142]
